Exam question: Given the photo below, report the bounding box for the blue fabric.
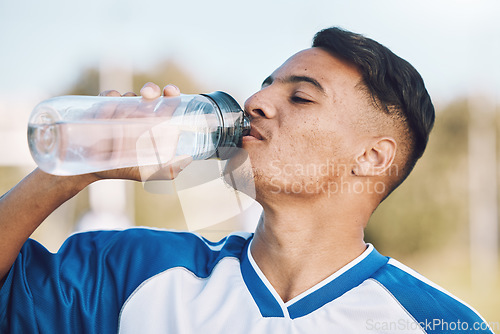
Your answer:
[372,264,493,334]
[0,229,247,333]
[239,239,284,318]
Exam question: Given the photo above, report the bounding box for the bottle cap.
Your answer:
[203,91,251,160]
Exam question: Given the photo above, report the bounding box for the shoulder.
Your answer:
[17,228,253,287]
[62,227,251,250]
[2,229,253,333]
[60,228,253,276]
[370,258,493,333]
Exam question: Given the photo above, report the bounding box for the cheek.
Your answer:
[280,118,337,155]
[283,118,356,171]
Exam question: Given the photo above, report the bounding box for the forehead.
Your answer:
[272,48,362,95]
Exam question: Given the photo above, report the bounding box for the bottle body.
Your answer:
[28,92,249,175]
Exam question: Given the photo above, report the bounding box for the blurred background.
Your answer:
[1,0,499,325]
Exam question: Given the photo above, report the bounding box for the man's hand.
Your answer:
[92,82,193,182]
[99,82,181,100]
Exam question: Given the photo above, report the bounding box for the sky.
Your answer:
[0,0,499,106]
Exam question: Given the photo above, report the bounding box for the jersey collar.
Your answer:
[239,237,388,319]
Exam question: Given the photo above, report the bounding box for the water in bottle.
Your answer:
[28,92,250,176]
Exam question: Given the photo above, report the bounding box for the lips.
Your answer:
[248,126,263,140]
[242,122,266,142]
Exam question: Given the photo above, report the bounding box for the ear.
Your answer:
[352,137,397,176]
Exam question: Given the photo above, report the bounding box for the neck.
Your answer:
[250,193,371,303]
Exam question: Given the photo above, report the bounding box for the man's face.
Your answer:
[236,47,372,199]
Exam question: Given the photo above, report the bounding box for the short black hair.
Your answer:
[312,27,435,189]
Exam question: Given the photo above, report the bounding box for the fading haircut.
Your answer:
[312,27,435,192]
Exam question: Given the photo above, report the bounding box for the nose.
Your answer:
[244,88,277,120]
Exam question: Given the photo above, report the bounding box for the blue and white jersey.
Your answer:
[0,228,493,333]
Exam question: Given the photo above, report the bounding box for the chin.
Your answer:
[222,149,257,199]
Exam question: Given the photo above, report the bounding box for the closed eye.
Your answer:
[291,96,313,104]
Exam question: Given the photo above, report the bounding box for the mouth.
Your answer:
[243,125,264,141]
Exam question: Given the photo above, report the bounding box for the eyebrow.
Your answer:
[262,75,326,94]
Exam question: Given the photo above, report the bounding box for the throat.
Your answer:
[248,202,369,303]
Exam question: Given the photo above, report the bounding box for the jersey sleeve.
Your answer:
[1,231,129,333]
[372,259,495,334]
[0,228,199,333]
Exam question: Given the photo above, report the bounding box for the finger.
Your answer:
[122,91,137,97]
[163,84,181,97]
[99,90,121,97]
[140,82,162,100]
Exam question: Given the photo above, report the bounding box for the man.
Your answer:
[0,27,493,333]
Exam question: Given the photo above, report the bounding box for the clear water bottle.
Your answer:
[28,92,250,176]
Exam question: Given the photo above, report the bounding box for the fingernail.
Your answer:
[141,86,155,97]
[166,84,180,93]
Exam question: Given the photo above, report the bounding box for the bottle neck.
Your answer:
[202,91,250,160]
[214,112,249,160]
